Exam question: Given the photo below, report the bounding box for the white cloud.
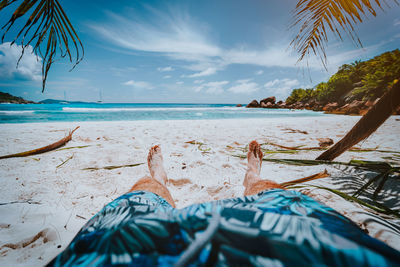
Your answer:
[193,80,204,84]
[194,80,228,94]
[176,81,184,85]
[88,8,306,78]
[222,47,300,68]
[264,78,300,99]
[90,7,384,77]
[228,79,260,94]
[123,80,154,89]
[163,75,171,79]
[89,10,220,58]
[394,19,400,26]
[0,42,41,81]
[188,67,217,77]
[158,66,174,72]
[236,79,252,84]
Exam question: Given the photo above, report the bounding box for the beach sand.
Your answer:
[0,115,399,266]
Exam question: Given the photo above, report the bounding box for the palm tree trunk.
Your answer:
[316,81,400,161]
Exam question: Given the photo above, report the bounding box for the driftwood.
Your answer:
[0,229,49,250]
[280,170,329,187]
[265,142,322,150]
[0,126,80,160]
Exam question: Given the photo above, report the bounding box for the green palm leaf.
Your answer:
[0,0,84,91]
[290,0,398,68]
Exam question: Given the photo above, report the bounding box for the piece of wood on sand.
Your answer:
[280,170,330,188]
[0,126,80,160]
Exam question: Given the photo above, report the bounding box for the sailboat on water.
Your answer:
[97,90,103,103]
[60,91,69,104]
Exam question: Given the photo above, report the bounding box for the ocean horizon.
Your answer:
[0,103,327,123]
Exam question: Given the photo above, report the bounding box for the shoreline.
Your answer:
[1,117,399,265]
[246,96,400,116]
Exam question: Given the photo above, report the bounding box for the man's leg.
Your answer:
[243,140,284,196]
[129,145,176,207]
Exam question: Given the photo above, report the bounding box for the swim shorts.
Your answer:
[48,189,400,266]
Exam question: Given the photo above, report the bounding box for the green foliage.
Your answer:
[286,49,400,104]
[0,91,35,103]
[286,88,313,104]
[0,0,84,92]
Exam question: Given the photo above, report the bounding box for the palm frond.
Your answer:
[290,0,397,68]
[0,0,84,91]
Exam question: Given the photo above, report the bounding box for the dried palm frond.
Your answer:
[290,0,397,68]
[0,0,84,91]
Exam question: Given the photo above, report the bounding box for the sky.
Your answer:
[0,0,399,103]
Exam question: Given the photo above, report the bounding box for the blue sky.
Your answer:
[0,0,399,103]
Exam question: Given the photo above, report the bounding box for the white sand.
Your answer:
[0,116,399,266]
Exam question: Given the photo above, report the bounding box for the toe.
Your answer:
[249,140,260,158]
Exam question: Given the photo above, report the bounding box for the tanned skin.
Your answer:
[129,141,283,208]
[243,140,284,196]
[129,145,176,208]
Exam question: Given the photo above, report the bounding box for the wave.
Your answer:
[62,107,245,112]
[0,110,35,114]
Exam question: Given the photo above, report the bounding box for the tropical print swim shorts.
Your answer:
[48,189,400,266]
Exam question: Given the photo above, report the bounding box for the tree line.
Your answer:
[286,49,400,105]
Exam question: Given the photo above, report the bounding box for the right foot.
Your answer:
[247,140,263,175]
[147,145,168,185]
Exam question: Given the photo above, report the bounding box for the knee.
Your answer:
[129,176,154,192]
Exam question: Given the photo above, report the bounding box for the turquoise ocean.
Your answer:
[0,103,327,123]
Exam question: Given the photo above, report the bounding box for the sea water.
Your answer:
[0,103,326,123]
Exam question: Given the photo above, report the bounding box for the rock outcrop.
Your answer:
[260,96,276,105]
[246,96,398,116]
[246,100,260,108]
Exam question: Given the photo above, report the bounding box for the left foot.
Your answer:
[147,145,168,185]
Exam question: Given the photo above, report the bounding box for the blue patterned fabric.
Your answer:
[47,189,400,266]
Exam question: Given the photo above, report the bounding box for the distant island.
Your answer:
[0,92,98,104]
[247,49,400,115]
[0,92,37,104]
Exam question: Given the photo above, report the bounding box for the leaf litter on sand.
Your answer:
[287,184,400,219]
[82,163,144,171]
[230,140,400,220]
[185,140,212,153]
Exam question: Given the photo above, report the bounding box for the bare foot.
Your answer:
[247,140,263,175]
[147,145,168,185]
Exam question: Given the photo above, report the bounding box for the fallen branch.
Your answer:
[263,142,321,150]
[280,170,330,187]
[82,162,144,171]
[0,229,49,250]
[0,126,80,160]
[0,199,41,206]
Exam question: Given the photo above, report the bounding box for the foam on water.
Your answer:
[62,107,245,112]
[0,110,35,114]
[0,103,327,123]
